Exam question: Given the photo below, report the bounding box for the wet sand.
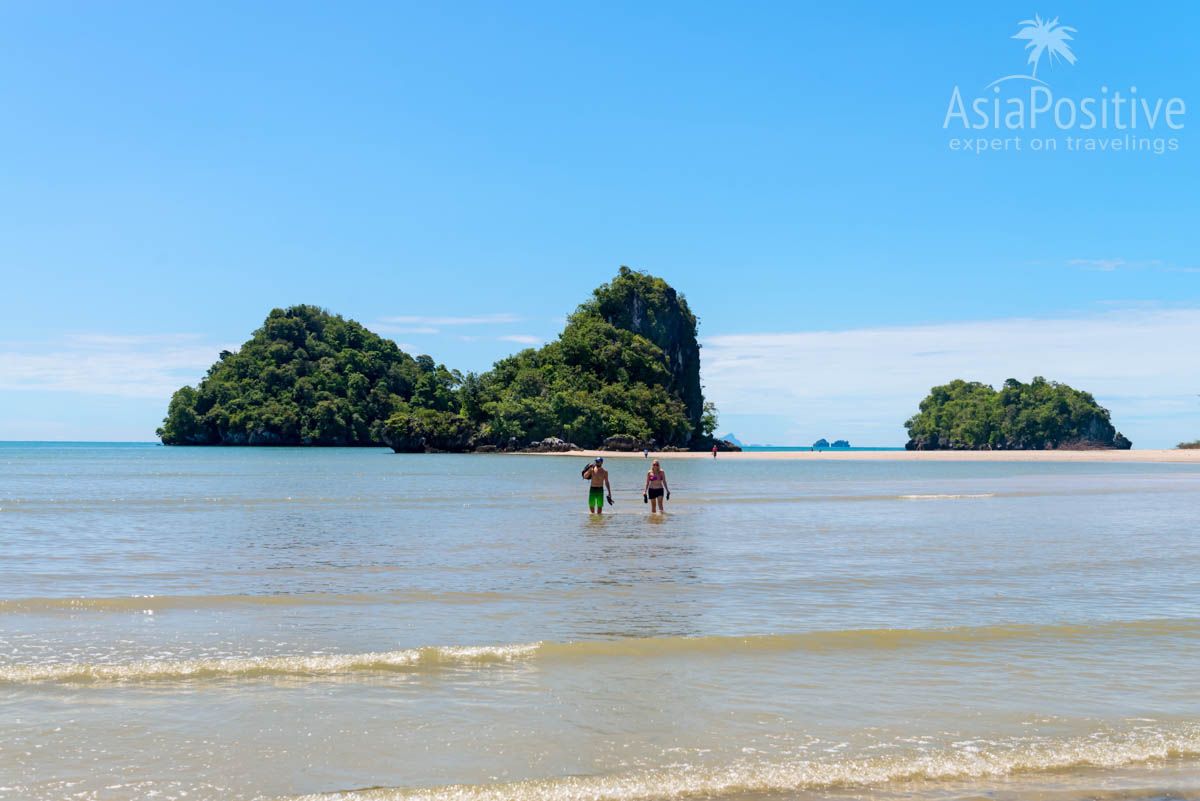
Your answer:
[542,448,1200,463]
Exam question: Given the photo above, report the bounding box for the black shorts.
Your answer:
[648,487,664,499]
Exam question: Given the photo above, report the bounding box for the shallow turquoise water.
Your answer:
[2,445,1199,801]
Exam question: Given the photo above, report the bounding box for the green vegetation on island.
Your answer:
[905,377,1132,450]
[156,305,461,446]
[1179,441,1200,450]
[159,268,724,451]
[443,267,713,451]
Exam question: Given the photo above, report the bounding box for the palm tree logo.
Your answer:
[1015,15,1077,78]
[987,14,1077,88]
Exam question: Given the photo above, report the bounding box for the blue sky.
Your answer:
[1,2,1197,446]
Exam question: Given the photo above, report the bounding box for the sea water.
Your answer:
[2,443,1199,801]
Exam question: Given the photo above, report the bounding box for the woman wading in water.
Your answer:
[643,460,670,513]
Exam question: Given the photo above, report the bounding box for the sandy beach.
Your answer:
[544,448,1200,463]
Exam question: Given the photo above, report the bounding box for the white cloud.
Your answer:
[1068,258,1127,271]
[0,333,225,399]
[498,334,542,345]
[1064,257,1200,273]
[373,313,524,338]
[66,333,201,347]
[373,325,440,335]
[702,307,1200,448]
[379,313,520,326]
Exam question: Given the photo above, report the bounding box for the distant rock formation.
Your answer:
[160,268,721,453]
[468,266,711,451]
[588,266,705,440]
[524,437,582,453]
[602,434,643,452]
[382,407,474,453]
[905,377,1132,450]
[157,305,449,446]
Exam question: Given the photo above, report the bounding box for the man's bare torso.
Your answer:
[587,465,608,487]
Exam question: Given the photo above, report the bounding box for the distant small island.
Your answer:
[158,267,737,453]
[905,378,1131,450]
[812,438,850,449]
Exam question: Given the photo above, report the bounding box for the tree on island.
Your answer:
[905,377,1132,450]
[158,268,725,451]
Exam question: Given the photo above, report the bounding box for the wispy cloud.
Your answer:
[0,333,225,399]
[379,313,520,326]
[459,333,544,345]
[1068,258,1129,271]
[373,325,440,335]
[703,307,1200,447]
[373,313,522,337]
[1065,257,1200,273]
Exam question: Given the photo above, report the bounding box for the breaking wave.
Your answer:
[3,618,1197,685]
[288,724,1200,801]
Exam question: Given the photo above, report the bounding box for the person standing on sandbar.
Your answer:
[582,457,613,515]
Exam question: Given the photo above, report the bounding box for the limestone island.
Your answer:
[158,267,739,453]
[904,378,1132,450]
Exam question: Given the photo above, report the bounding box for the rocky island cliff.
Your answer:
[158,267,730,452]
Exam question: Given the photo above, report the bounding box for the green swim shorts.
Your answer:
[588,486,605,511]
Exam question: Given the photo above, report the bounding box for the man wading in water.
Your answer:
[582,457,613,515]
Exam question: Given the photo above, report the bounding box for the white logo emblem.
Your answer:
[988,15,1077,88]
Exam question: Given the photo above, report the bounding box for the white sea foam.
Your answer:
[291,724,1200,801]
[0,643,540,684]
[5,620,1197,685]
